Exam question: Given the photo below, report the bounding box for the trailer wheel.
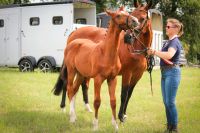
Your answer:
[38,59,53,73]
[19,59,34,72]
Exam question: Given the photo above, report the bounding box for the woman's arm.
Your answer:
[148,47,176,60]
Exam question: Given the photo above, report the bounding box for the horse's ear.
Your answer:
[145,0,153,9]
[119,6,125,11]
[134,0,139,8]
[105,9,114,17]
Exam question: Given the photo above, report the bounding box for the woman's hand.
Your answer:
[147,49,156,56]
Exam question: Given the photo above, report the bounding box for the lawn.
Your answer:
[0,67,199,133]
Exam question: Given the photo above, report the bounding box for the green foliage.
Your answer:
[0,0,29,5]
[0,0,14,5]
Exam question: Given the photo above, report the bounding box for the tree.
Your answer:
[155,0,200,64]
[0,0,29,5]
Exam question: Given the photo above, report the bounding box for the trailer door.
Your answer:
[0,15,6,65]
[5,13,20,66]
[0,13,20,66]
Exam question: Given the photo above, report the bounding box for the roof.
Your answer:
[0,0,95,9]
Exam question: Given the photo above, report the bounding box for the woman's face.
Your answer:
[165,22,178,37]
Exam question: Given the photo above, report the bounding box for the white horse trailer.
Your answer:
[150,9,163,65]
[0,1,96,72]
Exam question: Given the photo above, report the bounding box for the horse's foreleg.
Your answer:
[123,84,136,115]
[81,78,92,112]
[93,76,104,131]
[123,73,143,116]
[107,77,118,131]
[118,72,132,122]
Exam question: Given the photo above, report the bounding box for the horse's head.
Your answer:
[105,6,139,31]
[131,0,152,33]
[124,0,153,51]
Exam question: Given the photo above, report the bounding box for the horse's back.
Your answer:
[65,38,99,77]
[67,26,106,44]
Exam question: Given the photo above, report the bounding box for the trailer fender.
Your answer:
[37,56,56,67]
[37,56,56,72]
[18,56,37,72]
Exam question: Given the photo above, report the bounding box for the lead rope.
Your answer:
[146,54,155,96]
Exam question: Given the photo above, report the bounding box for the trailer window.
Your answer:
[30,17,40,26]
[0,19,4,27]
[76,18,87,24]
[52,16,63,25]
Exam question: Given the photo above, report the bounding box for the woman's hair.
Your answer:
[167,18,184,37]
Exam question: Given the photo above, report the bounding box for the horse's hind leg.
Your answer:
[82,78,93,112]
[60,82,67,112]
[67,67,77,123]
[107,77,118,131]
[68,72,84,123]
[93,76,104,131]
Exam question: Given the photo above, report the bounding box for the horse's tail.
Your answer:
[52,63,67,96]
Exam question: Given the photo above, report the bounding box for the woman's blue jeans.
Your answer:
[161,66,181,126]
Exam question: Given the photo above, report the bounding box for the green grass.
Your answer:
[0,67,200,133]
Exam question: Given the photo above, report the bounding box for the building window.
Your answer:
[30,17,40,26]
[76,18,86,24]
[0,19,4,27]
[52,16,63,25]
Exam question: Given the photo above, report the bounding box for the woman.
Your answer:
[147,18,184,133]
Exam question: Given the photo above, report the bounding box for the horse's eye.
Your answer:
[140,18,145,22]
[116,15,121,18]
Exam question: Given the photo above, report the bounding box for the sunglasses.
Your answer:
[166,26,177,29]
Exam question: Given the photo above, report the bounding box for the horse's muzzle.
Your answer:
[130,16,140,29]
[124,32,134,44]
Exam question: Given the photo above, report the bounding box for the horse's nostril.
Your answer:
[132,21,139,27]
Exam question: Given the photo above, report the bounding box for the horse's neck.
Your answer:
[136,28,152,50]
[102,20,121,57]
[143,29,152,47]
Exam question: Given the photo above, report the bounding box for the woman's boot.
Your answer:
[170,125,178,133]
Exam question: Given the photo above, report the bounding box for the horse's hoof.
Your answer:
[61,107,66,113]
[118,115,126,123]
[70,116,76,123]
[85,103,93,113]
[124,114,127,119]
[93,118,98,131]
[69,112,77,123]
[111,118,119,132]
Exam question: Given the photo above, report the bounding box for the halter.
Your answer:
[123,9,151,54]
[125,9,155,95]
[113,14,136,31]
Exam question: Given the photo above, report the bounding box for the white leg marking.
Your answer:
[69,96,76,123]
[124,114,127,119]
[85,103,93,113]
[112,116,119,132]
[93,118,99,131]
[61,107,66,113]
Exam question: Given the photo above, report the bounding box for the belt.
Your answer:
[160,64,179,71]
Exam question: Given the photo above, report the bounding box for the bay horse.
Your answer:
[53,0,153,123]
[61,7,138,131]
